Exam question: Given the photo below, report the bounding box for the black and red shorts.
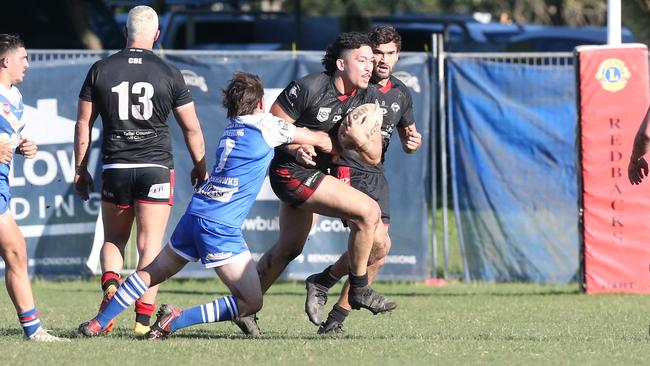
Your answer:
[331,166,390,224]
[269,161,326,206]
[101,165,174,208]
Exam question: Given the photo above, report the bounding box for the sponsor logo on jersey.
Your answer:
[288,85,299,99]
[206,252,233,261]
[332,115,342,122]
[378,100,388,115]
[199,183,239,202]
[391,102,400,113]
[2,103,10,115]
[304,171,321,187]
[596,58,630,92]
[148,183,171,199]
[181,70,209,92]
[317,107,331,122]
[393,71,421,93]
[128,57,142,64]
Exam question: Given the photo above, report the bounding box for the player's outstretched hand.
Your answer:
[296,144,317,167]
[17,138,38,159]
[74,169,94,201]
[628,157,648,185]
[0,142,13,164]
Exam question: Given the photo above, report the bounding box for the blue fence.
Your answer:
[10,50,431,280]
[1,49,585,283]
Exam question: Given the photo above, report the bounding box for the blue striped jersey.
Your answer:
[0,84,25,180]
[186,113,295,227]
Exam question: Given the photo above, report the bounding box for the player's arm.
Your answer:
[74,99,99,200]
[398,124,422,154]
[339,114,382,165]
[0,141,13,164]
[628,105,650,185]
[292,128,333,154]
[396,90,421,154]
[270,100,319,166]
[355,128,382,165]
[173,102,207,189]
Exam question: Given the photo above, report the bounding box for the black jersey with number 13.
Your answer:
[79,48,193,168]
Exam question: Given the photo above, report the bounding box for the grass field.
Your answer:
[1,279,650,365]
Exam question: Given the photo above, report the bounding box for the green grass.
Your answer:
[2,280,650,365]
[431,207,463,278]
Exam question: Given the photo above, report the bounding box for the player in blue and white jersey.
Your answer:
[0,34,66,342]
[79,72,336,339]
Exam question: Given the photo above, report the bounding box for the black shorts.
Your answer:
[269,160,326,206]
[102,166,174,208]
[332,166,390,224]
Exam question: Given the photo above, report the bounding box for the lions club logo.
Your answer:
[595,58,630,92]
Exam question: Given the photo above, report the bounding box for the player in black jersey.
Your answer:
[234,32,393,336]
[73,6,207,336]
[306,26,423,334]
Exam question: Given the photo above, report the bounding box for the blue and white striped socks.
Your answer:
[96,272,148,328]
[18,308,42,338]
[170,296,239,332]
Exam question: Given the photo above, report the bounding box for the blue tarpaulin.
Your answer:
[447,56,578,282]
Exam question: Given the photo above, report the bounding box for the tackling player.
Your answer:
[78,72,337,339]
[306,26,423,334]
[234,32,394,336]
[74,6,207,335]
[0,34,66,342]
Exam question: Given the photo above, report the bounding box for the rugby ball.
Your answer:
[337,102,382,150]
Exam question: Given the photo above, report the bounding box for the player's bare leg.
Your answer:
[0,212,66,341]
[217,257,263,317]
[132,202,171,333]
[300,176,379,271]
[319,232,395,334]
[81,245,188,338]
[0,213,35,313]
[238,177,383,335]
[138,245,189,287]
[256,202,316,293]
[221,256,264,337]
[98,202,135,333]
[238,205,315,336]
[297,176,390,314]
[100,202,134,275]
[308,222,394,328]
[148,252,260,340]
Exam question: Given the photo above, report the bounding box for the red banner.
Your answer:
[578,44,650,293]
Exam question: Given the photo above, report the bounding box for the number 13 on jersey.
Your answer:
[111,81,154,120]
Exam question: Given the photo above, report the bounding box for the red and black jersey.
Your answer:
[333,75,415,173]
[79,48,193,168]
[274,72,378,170]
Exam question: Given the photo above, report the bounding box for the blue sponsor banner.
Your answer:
[7,51,431,280]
